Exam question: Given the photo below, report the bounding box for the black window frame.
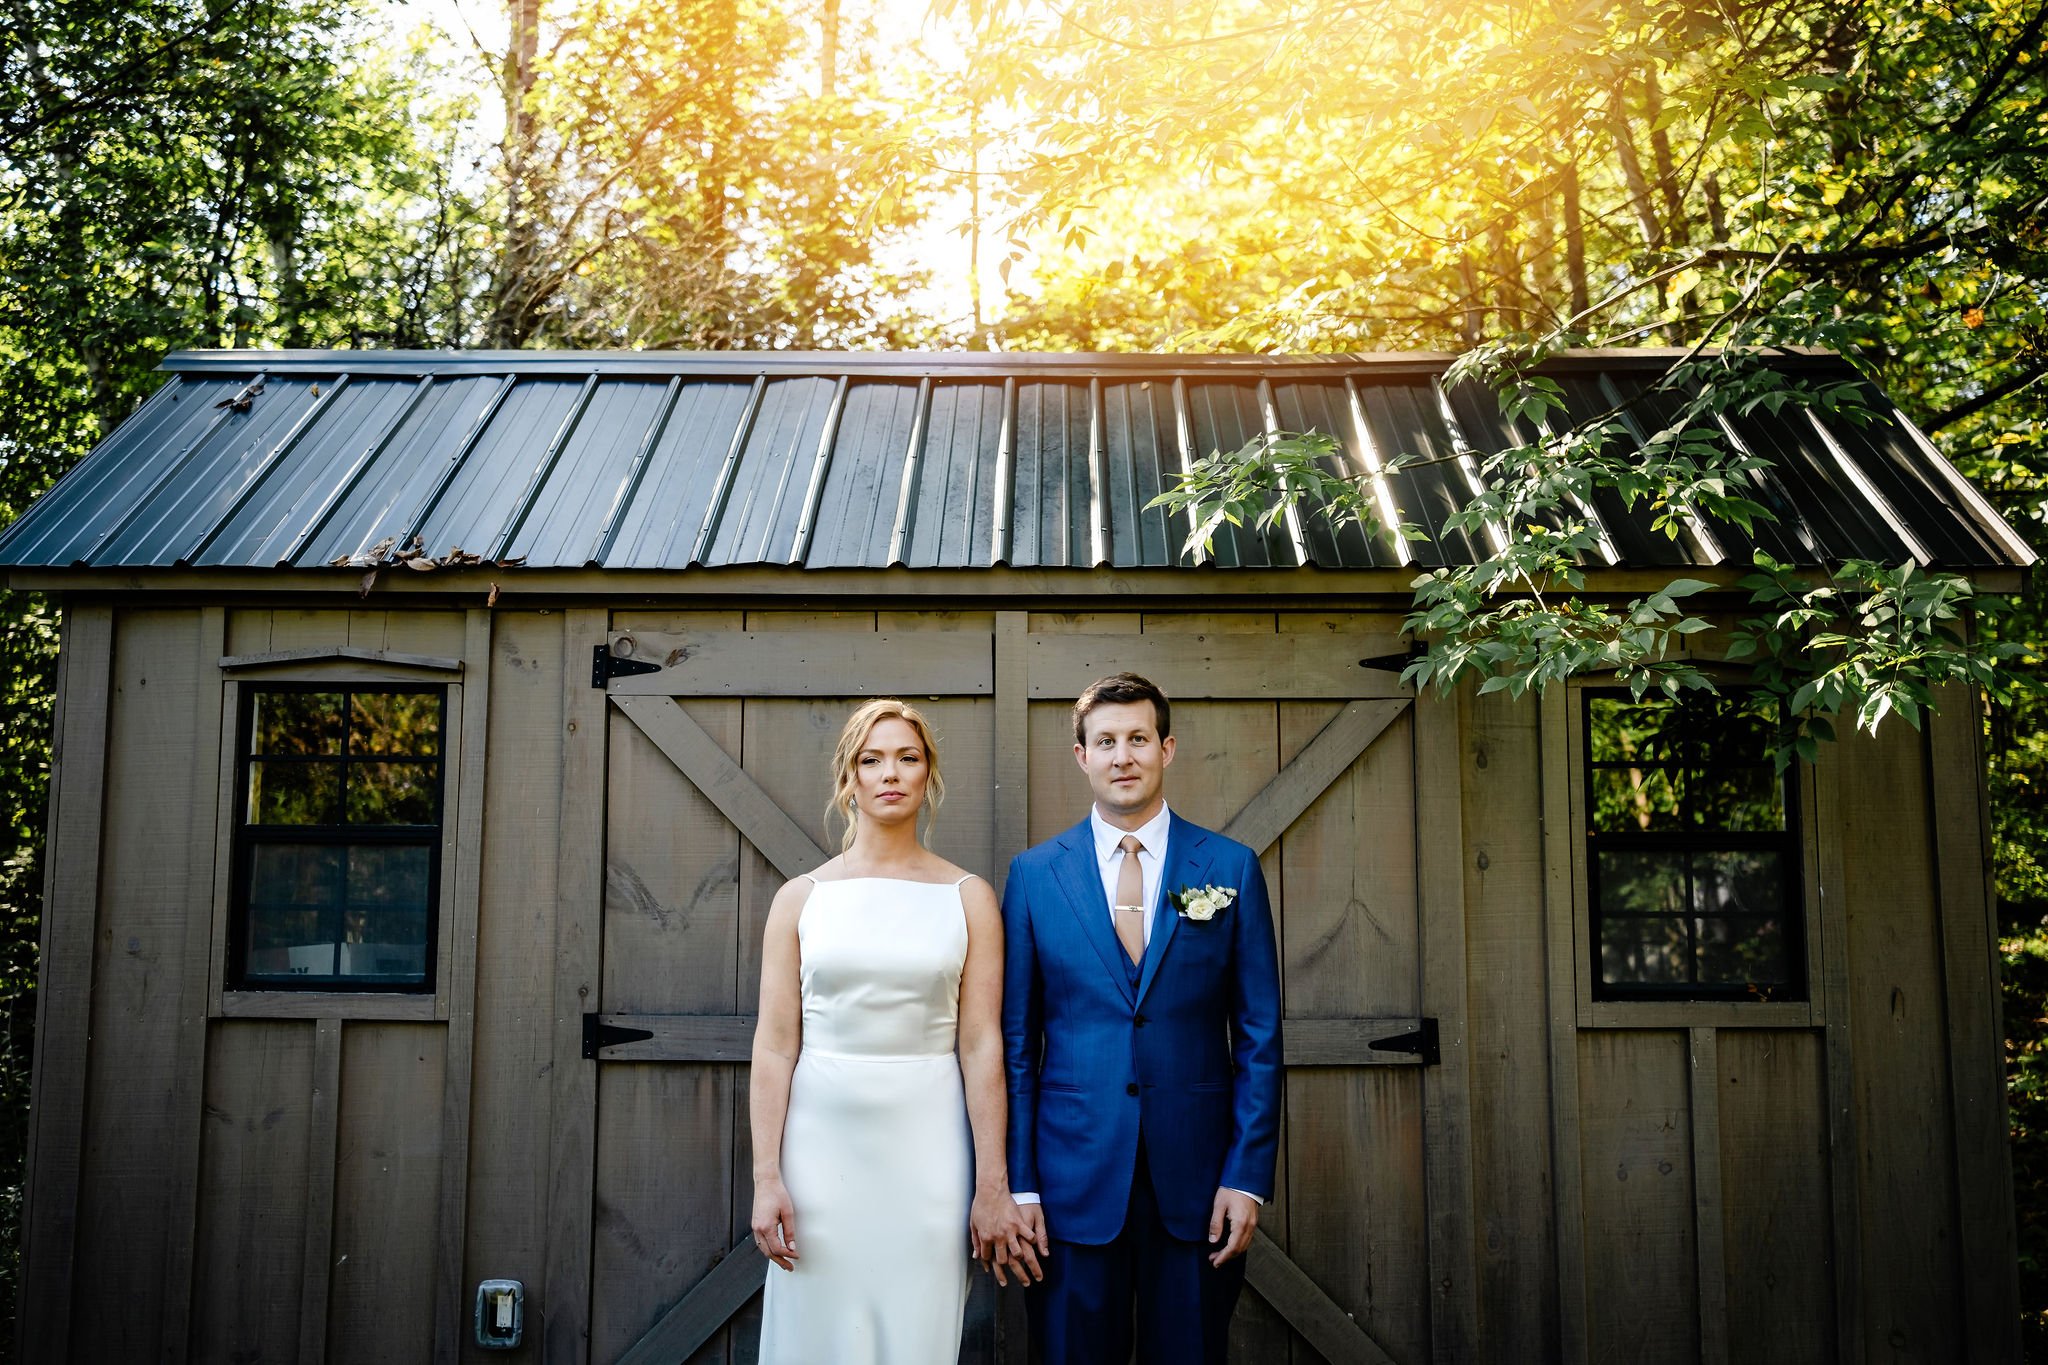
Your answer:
[1583,686,1806,1003]
[227,682,447,994]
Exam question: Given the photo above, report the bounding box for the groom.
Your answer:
[999,672,1282,1363]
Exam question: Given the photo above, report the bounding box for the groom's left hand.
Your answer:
[1207,1188,1258,1267]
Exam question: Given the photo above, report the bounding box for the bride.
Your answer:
[750,699,1042,1362]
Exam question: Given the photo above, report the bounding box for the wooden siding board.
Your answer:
[605,629,993,697]
[433,611,492,1363]
[1460,688,1559,1358]
[1813,745,1864,1365]
[17,603,110,1364]
[1541,689,1590,1365]
[188,1020,315,1364]
[327,1022,446,1362]
[299,1018,344,1365]
[1277,689,1425,1364]
[158,605,226,1365]
[545,607,610,1365]
[1415,692,1480,1365]
[1687,1029,1729,1365]
[1837,722,1964,1358]
[1929,691,2022,1363]
[462,610,568,1361]
[593,691,742,1364]
[1718,1030,1834,1365]
[1028,631,1409,700]
[1578,1030,1698,1365]
[71,608,206,1360]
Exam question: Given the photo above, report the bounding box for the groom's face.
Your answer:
[1074,700,1176,826]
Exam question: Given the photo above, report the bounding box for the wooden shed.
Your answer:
[1,348,2034,1365]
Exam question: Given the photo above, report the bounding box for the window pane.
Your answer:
[347,844,431,909]
[245,907,336,978]
[350,692,441,756]
[1592,767,1685,833]
[1599,915,1690,985]
[346,762,438,824]
[253,691,342,756]
[248,762,340,824]
[1692,849,1785,916]
[338,906,428,981]
[1697,916,1792,987]
[1692,767,1786,831]
[1700,691,1779,764]
[1589,698,1684,764]
[1596,850,1687,917]
[249,843,343,906]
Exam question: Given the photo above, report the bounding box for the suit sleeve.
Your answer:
[1000,859,1042,1196]
[1221,846,1282,1200]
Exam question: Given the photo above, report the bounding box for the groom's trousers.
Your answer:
[1026,1138,1247,1365]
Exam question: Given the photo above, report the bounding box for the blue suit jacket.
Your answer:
[1001,812,1282,1245]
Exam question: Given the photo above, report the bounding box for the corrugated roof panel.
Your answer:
[1439,377,1577,555]
[1600,375,1828,567]
[197,377,427,566]
[1550,375,1699,567]
[1722,406,1913,564]
[1183,382,1293,569]
[0,374,213,565]
[903,379,1004,568]
[297,374,506,566]
[1271,380,1387,568]
[601,378,757,568]
[99,374,331,565]
[507,378,674,566]
[808,379,921,569]
[1010,381,1091,568]
[1823,391,2007,565]
[408,377,580,560]
[707,375,838,565]
[1,349,2028,576]
[1355,380,1491,567]
[1100,381,1181,569]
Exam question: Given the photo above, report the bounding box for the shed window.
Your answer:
[1585,689,1803,1001]
[230,686,444,991]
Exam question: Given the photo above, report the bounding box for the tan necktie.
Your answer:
[1113,834,1146,965]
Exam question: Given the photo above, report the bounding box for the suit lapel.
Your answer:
[1048,819,1136,1006]
[1136,812,1211,1008]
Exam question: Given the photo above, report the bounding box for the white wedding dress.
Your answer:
[758,875,974,1364]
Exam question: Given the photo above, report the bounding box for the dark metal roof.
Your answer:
[0,348,2032,573]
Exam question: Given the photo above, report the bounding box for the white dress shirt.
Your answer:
[1091,801,1173,945]
[1014,803,1261,1209]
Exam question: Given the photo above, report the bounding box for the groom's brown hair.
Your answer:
[1072,672,1172,744]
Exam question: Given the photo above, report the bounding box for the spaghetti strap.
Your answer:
[953,873,975,887]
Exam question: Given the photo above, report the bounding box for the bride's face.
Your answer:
[851,717,929,826]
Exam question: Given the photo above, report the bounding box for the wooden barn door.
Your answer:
[578,610,1474,1365]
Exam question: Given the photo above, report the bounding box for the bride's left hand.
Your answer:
[970,1189,1043,1285]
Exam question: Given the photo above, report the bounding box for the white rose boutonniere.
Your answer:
[1170,884,1237,922]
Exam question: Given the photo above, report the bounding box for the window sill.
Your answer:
[1581,998,1818,1030]
[216,989,441,1021]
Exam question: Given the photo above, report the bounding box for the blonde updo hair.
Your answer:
[827,698,945,851]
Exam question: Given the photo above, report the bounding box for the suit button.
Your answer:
[1126,1083,1140,1096]
[1134,1013,1148,1027]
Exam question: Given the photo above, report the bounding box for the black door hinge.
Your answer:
[583,1012,654,1059]
[1359,641,1427,673]
[592,644,663,689]
[1367,1017,1440,1066]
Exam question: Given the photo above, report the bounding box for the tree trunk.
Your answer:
[487,0,544,348]
[821,0,840,97]
[1561,152,1590,320]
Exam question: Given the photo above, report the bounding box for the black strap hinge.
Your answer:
[1367,1016,1440,1066]
[592,644,663,689]
[583,1012,654,1059]
[1359,641,1427,673]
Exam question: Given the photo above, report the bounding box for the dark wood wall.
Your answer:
[14,599,2020,1365]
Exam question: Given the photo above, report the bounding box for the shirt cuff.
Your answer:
[1225,1186,1266,1206]
[1013,1192,1041,1205]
